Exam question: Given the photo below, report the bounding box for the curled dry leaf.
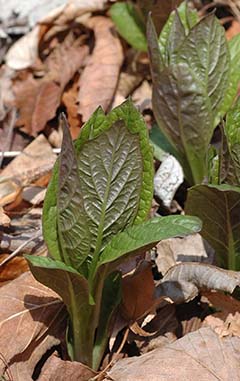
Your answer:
[157,262,240,304]
[105,327,240,381]
[0,272,67,381]
[38,353,96,381]
[78,16,124,121]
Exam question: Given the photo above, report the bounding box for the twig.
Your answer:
[0,109,16,168]
[0,353,13,381]
[0,148,60,158]
[0,228,42,267]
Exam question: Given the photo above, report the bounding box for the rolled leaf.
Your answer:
[157,262,240,303]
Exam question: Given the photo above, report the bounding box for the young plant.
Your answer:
[147,1,240,185]
[186,99,240,271]
[26,100,201,370]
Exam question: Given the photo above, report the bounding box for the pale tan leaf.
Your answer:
[78,16,124,121]
[0,207,10,226]
[0,272,66,381]
[156,233,213,275]
[38,354,97,381]
[106,327,240,381]
[1,134,56,182]
[157,263,240,304]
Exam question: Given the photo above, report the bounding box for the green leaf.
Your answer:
[159,2,198,63]
[97,215,202,272]
[57,116,90,272]
[217,34,240,120]
[185,184,240,270]
[44,100,153,275]
[224,98,240,184]
[25,255,93,365]
[177,14,230,114]
[92,272,121,370]
[152,62,213,184]
[110,2,147,52]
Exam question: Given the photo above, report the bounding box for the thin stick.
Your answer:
[90,328,130,381]
[0,228,42,267]
[0,109,16,168]
[0,148,61,158]
[0,352,13,381]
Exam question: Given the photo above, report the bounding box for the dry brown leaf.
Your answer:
[202,290,240,320]
[1,134,56,179]
[78,16,124,121]
[0,255,29,283]
[204,313,240,338]
[62,74,82,136]
[106,327,240,381]
[226,20,240,40]
[13,33,89,135]
[0,272,67,381]
[121,261,163,322]
[156,233,214,275]
[38,353,97,381]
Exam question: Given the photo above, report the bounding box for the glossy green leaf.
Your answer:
[25,255,93,365]
[185,184,240,270]
[110,2,147,51]
[177,14,230,113]
[44,99,153,275]
[217,34,240,120]
[159,2,198,62]
[152,62,213,184]
[97,215,202,272]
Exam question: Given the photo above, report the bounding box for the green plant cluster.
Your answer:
[147,1,240,270]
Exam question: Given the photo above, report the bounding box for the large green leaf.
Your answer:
[25,255,93,365]
[110,2,147,52]
[97,215,202,273]
[185,184,240,270]
[177,14,230,114]
[44,100,153,273]
[152,62,213,184]
[217,34,240,120]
